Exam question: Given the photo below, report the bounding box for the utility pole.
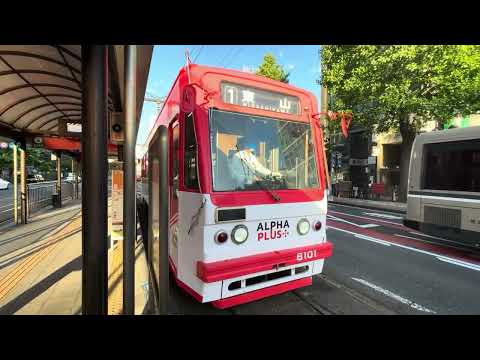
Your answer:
[144,92,166,114]
[318,46,331,192]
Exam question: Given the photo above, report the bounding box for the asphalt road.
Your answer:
[325,203,480,315]
[0,187,18,224]
[169,202,480,315]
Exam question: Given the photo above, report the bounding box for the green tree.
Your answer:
[256,53,290,83]
[0,148,13,180]
[321,45,480,201]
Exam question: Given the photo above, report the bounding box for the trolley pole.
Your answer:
[123,45,137,315]
[81,45,108,315]
[13,144,18,224]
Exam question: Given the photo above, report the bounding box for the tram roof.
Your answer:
[0,45,153,141]
[416,125,480,143]
[139,63,319,156]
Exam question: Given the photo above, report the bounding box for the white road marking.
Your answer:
[409,231,454,243]
[435,256,480,272]
[329,202,403,216]
[327,225,391,246]
[363,212,403,220]
[327,214,379,228]
[329,210,401,226]
[396,233,462,246]
[328,223,480,273]
[351,277,436,314]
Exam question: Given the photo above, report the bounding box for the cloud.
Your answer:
[279,50,284,58]
[287,64,295,70]
[241,65,256,73]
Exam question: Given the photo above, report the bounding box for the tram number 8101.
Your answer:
[296,250,318,262]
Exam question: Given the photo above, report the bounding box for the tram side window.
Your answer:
[423,139,480,192]
[184,113,200,190]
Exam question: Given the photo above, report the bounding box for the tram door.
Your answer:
[169,119,180,265]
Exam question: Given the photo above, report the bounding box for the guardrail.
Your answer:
[27,180,79,214]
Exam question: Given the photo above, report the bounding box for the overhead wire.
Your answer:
[193,45,205,63]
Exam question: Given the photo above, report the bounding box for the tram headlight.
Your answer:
[231,225,249,244]
[297,219,310,235]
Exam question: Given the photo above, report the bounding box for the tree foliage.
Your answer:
[320,45,480,201]
[320,45,480,134]
[256,53,290,83]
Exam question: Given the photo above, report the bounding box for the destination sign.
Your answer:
[220,82,300,115]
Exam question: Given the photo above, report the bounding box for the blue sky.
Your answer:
[137,45,321,145]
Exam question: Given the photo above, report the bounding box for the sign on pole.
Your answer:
[111,169,124,242]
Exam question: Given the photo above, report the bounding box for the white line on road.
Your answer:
[395,233,463,247]
[408,231,454,243]
[363,212,404,220]
[327,225,391,246]
[329,202,403,216]
[329,210,402,226]
[351,277,436,314]
[327,224,480,273]
[436,256,480,272]
[327,214,379,229]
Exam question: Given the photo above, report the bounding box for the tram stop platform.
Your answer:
[0,198,150,315]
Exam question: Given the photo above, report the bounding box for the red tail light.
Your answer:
[216,231,228,244]
[314,221,322,231]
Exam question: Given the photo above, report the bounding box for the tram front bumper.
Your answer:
[197,242,333,283]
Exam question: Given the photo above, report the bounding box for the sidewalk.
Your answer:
[329,196,406,213]
[0,199,150,315]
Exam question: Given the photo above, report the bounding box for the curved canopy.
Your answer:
[0,45,153,139]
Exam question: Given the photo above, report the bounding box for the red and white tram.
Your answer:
[139,64,333,309]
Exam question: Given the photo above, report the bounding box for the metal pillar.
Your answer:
[56,151,62,208]
[158,126,169,315]
[75,159,80,199]
[123,45,137,315]
[19,144,27,224]
[13,144,18,224]
[81,45,108,315]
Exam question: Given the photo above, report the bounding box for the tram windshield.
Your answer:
[209,109,319,192]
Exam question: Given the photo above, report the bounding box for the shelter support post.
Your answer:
[123,45,137,315]
[13,144,18,224]
[19,143,27,224]
[158,126,169,315]
[81,45,108,315]
[56,151,62,208]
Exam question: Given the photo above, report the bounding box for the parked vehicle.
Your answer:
[0,178,9,190]
[27,174,44,183]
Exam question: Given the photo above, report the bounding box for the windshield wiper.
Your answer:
[255,179,281,202]
[235,145,281,202]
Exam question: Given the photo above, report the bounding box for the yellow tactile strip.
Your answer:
[108,240,123,315]
[0,215,82,303]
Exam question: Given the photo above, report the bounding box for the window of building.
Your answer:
[423,139,480,192]
[184,113,200,190]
